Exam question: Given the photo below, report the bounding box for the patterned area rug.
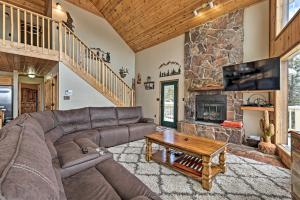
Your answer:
[108,140,291,200]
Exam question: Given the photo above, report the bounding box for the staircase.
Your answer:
[0,1,135,107]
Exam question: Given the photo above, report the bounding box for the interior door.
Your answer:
[44,76,57,111]
[161,80,178,128]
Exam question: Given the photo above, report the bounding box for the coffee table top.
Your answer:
[145,130,227,157]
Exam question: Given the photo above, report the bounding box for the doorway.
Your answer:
[19,83,41,114]
[160,80,178,128]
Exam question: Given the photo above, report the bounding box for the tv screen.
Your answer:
[223,57,280,91]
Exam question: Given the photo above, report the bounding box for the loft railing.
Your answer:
[0,1,134,106]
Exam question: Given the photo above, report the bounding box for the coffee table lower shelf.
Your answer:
[151,150,223,182]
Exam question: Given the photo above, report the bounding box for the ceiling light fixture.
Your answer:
[28,73,36,79]
[193,1,215,16]
[56,2,62,10]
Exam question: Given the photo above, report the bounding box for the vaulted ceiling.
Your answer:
[5,0,263,52]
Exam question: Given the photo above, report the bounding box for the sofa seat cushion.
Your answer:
[90,107,118,128]
[63,167,121,200]
[116,107,142,125]
[127,123,156,142]
[53,108,91,134]
[99,126,129,147]
[96,159,161,200]
[55,129,100,146]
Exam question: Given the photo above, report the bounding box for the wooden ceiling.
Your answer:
[85,0,263,52]
[0,52,57,76]
[5,0,263,52]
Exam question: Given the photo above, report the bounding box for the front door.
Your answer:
[161,81,178,128]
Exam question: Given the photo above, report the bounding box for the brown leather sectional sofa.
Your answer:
[0,106,161,200]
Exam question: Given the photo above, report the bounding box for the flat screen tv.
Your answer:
[223,57,280,91]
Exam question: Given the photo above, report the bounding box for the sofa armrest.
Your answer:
[56,140,113,178]
[140,118,154,123]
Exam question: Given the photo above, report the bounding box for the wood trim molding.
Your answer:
[270,0,300,57]
[277,144,291,168]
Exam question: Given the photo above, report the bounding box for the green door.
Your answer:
[161,81,178,128]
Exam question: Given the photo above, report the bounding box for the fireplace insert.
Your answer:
[196,95,227,123]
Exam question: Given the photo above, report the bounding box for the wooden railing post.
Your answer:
[58,21,63,60]
[2,3,5,45]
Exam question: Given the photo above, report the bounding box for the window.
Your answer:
[288,0,300,20]
[277,0,300,34]
[287,53,300,147]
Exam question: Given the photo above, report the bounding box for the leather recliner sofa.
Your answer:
[0,106,161,200]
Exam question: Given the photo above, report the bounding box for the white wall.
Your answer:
[58,62,114,110]
[135,35,185,124]
[52,1,135,86]
[243,0,270,137]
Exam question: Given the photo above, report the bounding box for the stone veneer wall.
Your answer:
[184,10,244,122]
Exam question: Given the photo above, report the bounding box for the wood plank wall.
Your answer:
[270,0,300,57]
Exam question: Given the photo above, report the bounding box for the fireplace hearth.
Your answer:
[196,95,227,123]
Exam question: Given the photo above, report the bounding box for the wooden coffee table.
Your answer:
[145,131,228,191]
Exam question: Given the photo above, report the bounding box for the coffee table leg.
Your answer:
[145,138,152,162]
[202,156,212,191]
[219,147,227,173]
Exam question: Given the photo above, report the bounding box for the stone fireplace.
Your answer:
[196,94,227,123]
[178,9,245,145]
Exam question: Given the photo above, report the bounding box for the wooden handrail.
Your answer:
[61,24,132,90]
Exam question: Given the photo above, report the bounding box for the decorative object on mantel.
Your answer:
[188,81,224,91]
[137,73,142,84]
[119,67,129,78]
[243,94,272,107]
[144,76,154,90]
[221,120,243,128]
[159,61,181,78]
[258,110,276,155]
[90,48,111,63]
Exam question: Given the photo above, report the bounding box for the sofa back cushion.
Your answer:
[53,108,91,134]
[0,116,60,200]
[116,107,143,125]
[89,107,118,128]
[30,111,57,133]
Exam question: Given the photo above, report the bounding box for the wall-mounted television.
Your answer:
[223,57,280,91]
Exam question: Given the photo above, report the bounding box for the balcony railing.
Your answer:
[0,1,134,107]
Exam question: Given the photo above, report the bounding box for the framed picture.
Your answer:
[137,73,142,84]
[144,81,155,90]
